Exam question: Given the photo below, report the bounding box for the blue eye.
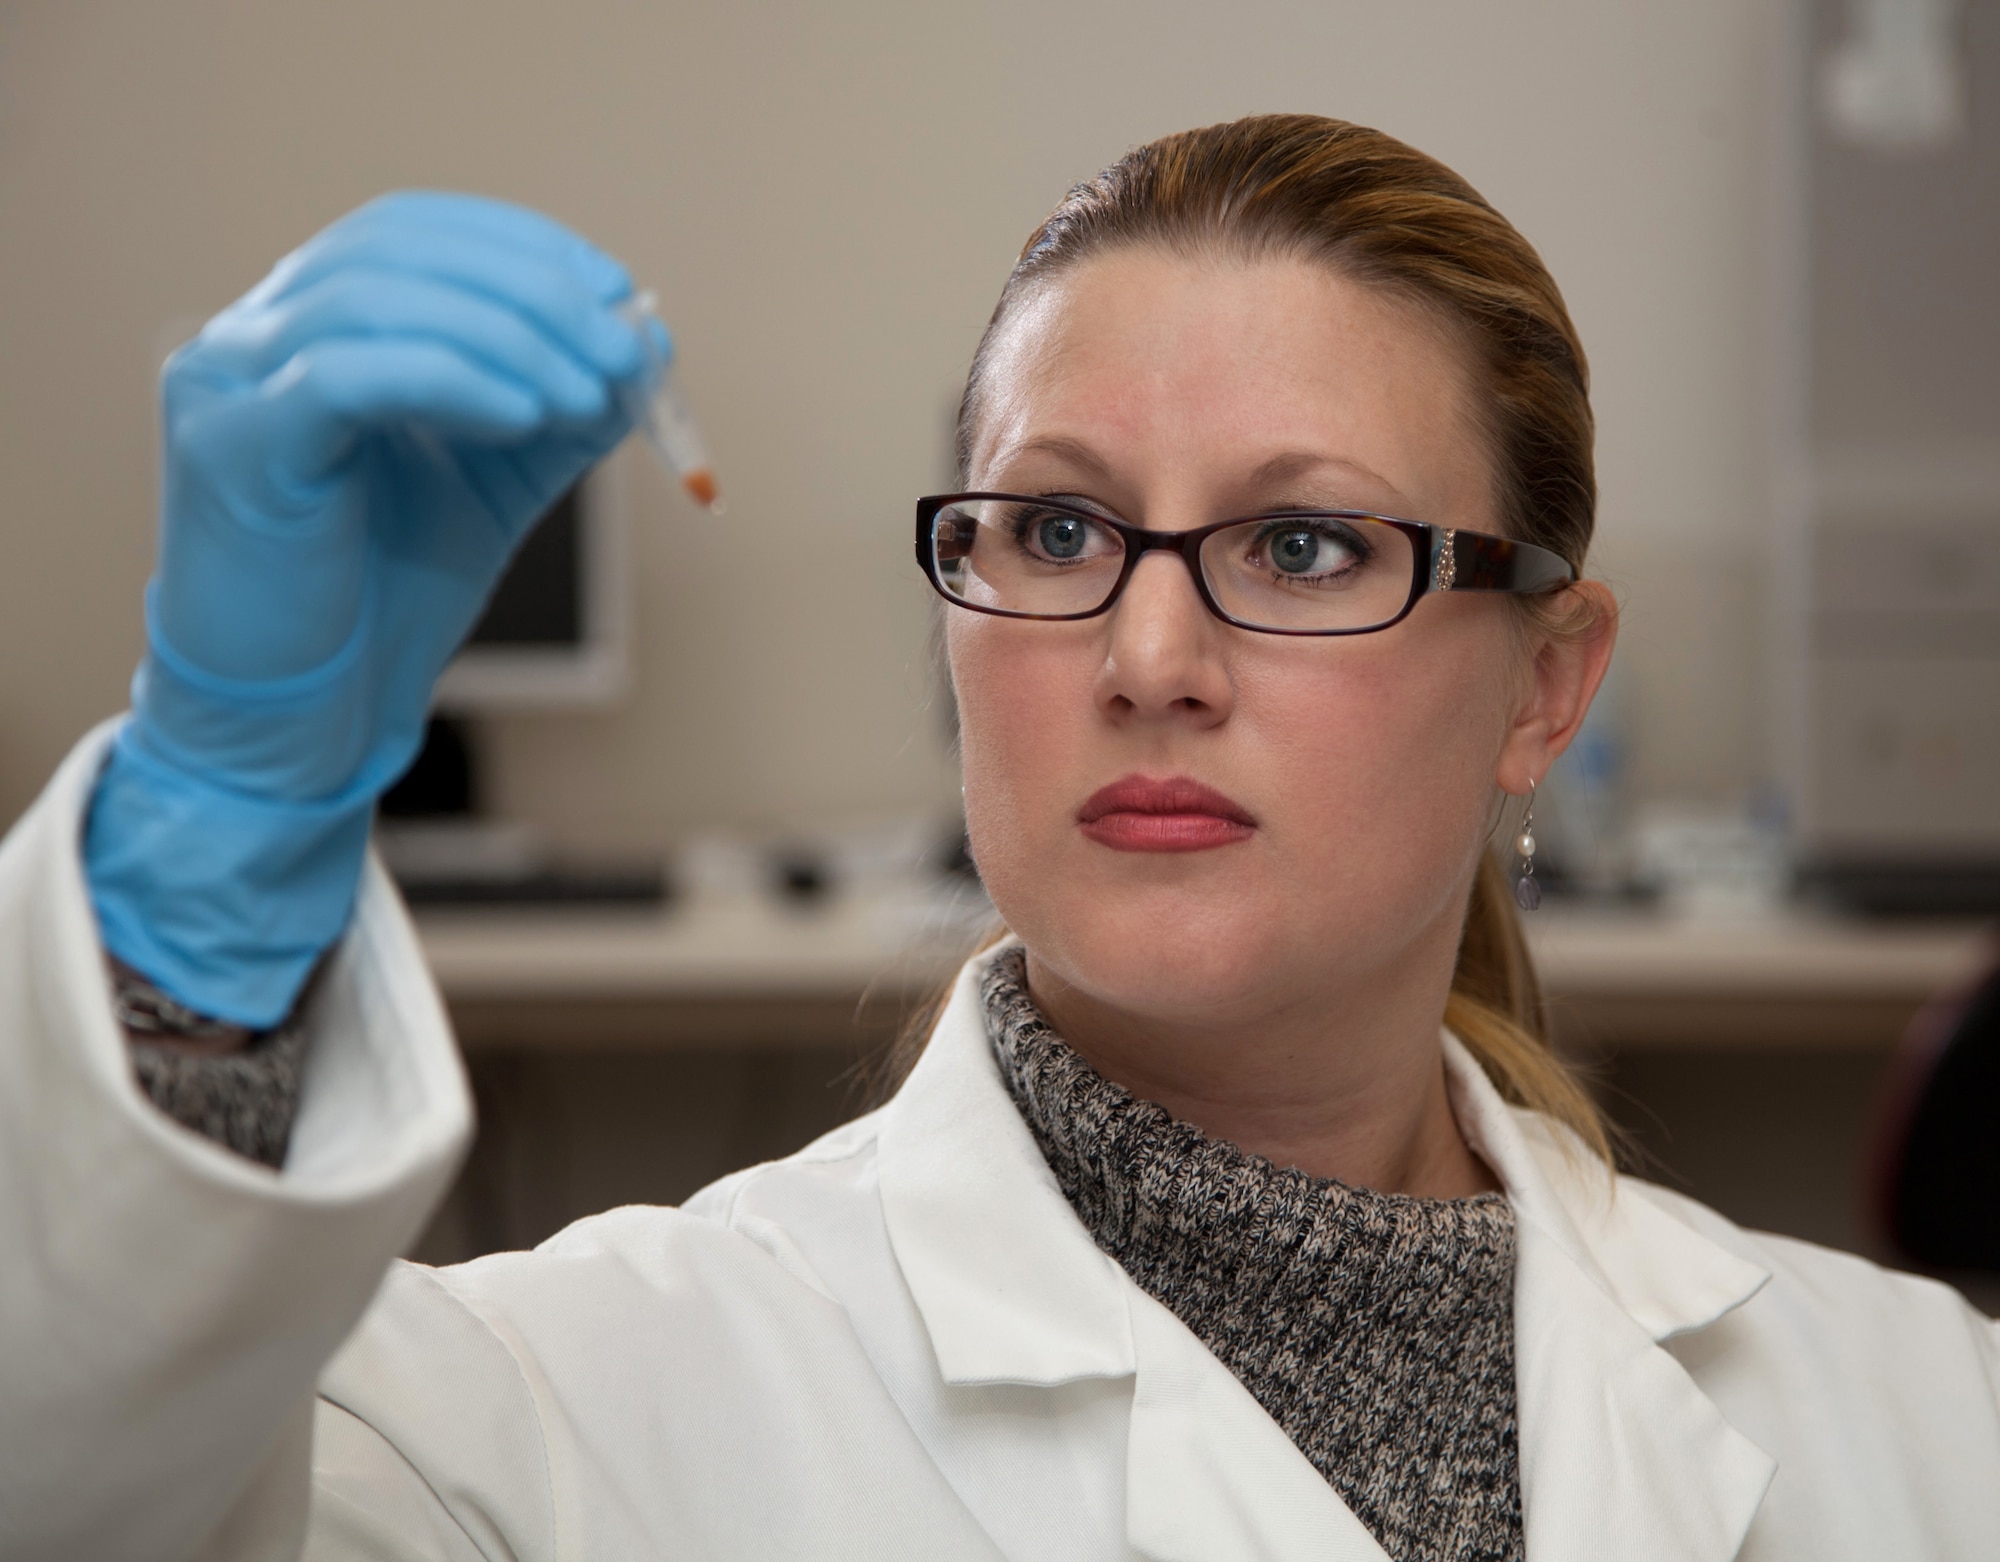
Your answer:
[1269,529,1322,574]
[1255,520,1368,579]
[1037,515,1088,559]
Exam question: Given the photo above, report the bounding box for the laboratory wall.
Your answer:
[0,0,1786,845]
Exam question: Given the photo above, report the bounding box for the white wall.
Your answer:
[0,0,1785,848]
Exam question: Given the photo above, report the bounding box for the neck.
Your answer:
[1022,930,1497,1200]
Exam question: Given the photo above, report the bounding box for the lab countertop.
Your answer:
[415,890,984,1001]
[1520,907,1994,998]
[412,888,1996,1053]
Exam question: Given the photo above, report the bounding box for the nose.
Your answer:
[1093,549,1235,727]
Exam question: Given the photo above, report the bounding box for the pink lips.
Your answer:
[1076,774,1258,853]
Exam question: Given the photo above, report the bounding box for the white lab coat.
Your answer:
[2,725,1997,1562]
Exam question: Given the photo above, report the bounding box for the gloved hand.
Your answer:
[85,192,663,1026]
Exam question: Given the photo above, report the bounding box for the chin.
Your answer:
[996,868,1329,1023]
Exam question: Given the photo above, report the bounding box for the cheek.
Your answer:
[1250,632,1506,807]
[1242,613,1519,903]
[947,615,1096,848]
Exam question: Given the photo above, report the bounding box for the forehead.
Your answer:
[969,248,1494,524]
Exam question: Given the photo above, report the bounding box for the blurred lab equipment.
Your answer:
[1631,802,1792,922]
[376,716,669,908]
[617,290,724,514]
[1778,0,2000,918]
[674,814,990,933]
[1530,655,1630,898]
[1821,0,1966,152]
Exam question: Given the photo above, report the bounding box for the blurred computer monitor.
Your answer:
[381,460,664,904]
[433,461,629,712]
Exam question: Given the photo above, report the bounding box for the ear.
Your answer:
[1495,581,1618,796]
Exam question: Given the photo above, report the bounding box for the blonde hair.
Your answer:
[1448,851,1614,1164]
[887,114,1615,1163]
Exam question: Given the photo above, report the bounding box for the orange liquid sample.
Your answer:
[680,468,723,513]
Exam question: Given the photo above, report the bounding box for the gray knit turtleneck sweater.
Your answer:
[981,947,1524,1562]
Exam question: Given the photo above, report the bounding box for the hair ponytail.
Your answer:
[1446,849,1615,1165]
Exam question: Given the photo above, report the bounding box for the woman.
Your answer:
[2,116,1995,1562]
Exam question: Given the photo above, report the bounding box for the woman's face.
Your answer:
[951,249,1562,1032]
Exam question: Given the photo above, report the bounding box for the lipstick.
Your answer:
[1076,775,1257,853]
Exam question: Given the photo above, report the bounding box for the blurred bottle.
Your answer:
[1632,800,1790,922]
[1535,656,1629,898]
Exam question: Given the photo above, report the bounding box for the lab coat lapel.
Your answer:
[879,945,1387,1561]
[1443,1039,1778,1562]
[877,947,1134,1386]
[1123,1288,1389,1562]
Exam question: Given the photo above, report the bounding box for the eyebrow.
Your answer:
[1244,448,1400,497]
[1004,437,1410,510]
[1008,435,1114,479]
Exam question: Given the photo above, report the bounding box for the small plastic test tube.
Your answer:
[616,290,724,515]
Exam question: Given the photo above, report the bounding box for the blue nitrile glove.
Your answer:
[84,192,666,1026]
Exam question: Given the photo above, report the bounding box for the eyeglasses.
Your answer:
[915,493,1576,636]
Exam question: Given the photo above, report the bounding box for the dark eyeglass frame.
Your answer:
[914,492,1578,637]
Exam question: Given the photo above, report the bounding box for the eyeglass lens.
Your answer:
[929,497,1418,632]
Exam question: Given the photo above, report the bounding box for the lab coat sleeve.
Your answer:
[0,723,475,1562]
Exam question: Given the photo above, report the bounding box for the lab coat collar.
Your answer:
[879,944,1777,1560]
[1441,1035,1777,1561]
[877,944,1135,1386]
[1439,1033,1771,1344]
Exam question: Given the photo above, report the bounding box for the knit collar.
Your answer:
[979,946,1525,1562]
[980,945,1516,1272]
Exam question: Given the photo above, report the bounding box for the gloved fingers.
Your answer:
[477,407,635,532]
[255,207,642,382]
[229,269,616,423]
[256,337,570,482]
[273,191,632,303]
[349,191,633,301]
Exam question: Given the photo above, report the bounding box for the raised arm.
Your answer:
[0,194,662,1561]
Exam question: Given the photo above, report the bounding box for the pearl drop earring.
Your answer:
[1514,779,1541,911]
